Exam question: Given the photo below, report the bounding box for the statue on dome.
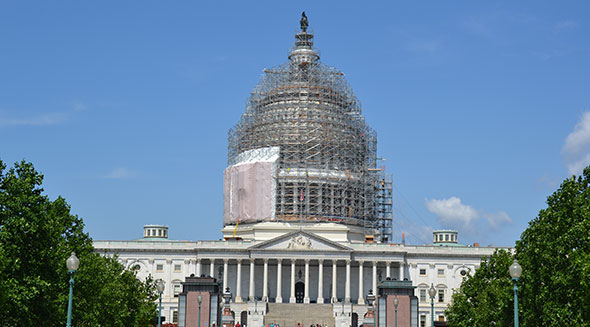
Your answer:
[300,11,309,32]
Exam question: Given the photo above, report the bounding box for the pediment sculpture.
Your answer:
[287,235,312,249]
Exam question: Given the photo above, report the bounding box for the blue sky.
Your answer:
[1,1,589,247]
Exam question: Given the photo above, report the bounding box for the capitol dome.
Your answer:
[224,14,391,242]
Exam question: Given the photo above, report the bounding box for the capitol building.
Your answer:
[94,14,506,327]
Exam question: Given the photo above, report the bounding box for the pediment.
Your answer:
[249,230,352,251]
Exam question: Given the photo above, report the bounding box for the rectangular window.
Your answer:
[439,315,445,321]
[445,234,449,241]
[156,264,164,272]
[174,264,182,272]
[438,289,445,302]
[420,289,426,302]
[437,269,445,276]
[419,268,427,276]
[420,315,426,327]
[173,310,178,323]
[174,284,181,296]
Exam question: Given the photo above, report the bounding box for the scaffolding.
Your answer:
[227,21,392,242]
[375,172,393,243]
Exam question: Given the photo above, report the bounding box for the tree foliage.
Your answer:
[0,160,157,327]
[516,167,590,326]
[446,167,590,326]
[445,249,514,327]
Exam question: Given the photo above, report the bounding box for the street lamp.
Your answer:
[365,289,376,327]
[428,283,436,327]
[393,296,399,327]
[197,294,203,327]
[366,289,375,308]
[66,251,79,327]
[222,287,234,327]
[509,259,522,327]
[156,279,165,327]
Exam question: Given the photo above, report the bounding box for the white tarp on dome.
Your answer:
[223,147,279,225]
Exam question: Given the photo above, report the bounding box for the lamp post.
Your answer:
[222,287,234,327]
[428,283,436,327]
[156,279,165,327]
[393,296,399,327]
[65,252,79,327]
[364,289,375,327]
[197,294,203,327]
[509,259,522,327]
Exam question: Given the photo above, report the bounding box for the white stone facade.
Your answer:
[94,224,503,326]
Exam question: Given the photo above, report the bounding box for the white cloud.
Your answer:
[563,112,590,154]
[562,112,590,176]
[406,38,443,54]
[425,196,512,232]
[555,20,578,32]
[425,197,478,228]
[531,49,566,62]
[536,173,560,190]
[72,101,87,112]
[392,29,444,55]
[483,211,513,230]
[464,18,493,37]
[566,154,590,177]
[0,112,67,126]
[103,167,137,179]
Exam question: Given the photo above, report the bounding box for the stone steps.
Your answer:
[264,303,334,327]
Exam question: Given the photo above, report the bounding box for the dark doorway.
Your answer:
[241,311,247,326]
[295,282,304,303]
[352,312,358,327]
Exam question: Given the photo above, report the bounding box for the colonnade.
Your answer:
[192,258,406,304]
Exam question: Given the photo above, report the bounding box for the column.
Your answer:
[188,259,194,276]
[210,259,215,278]
[304,259,310,303]
[249,259,255,301]
[223,259,229,291]
[166,259,172,297]
[345,260,351,303]
[263,259,269,302]
[332,260,337,303]
[196,258,202,277]
[357,260,365,304]
[386,261,391,279]
[317,259,324,304]
[400,262,405,280]
[236,259,243,303]
[276,260,283,303]
[149,259,154,274]
[372,261,377,294]
[290,259,296,303]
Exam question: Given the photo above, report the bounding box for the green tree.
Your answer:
[74,253,158,326]
[445,249,515,327]
[516,168,590,326]
[446,167,590,327]
[0,160,157,327]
